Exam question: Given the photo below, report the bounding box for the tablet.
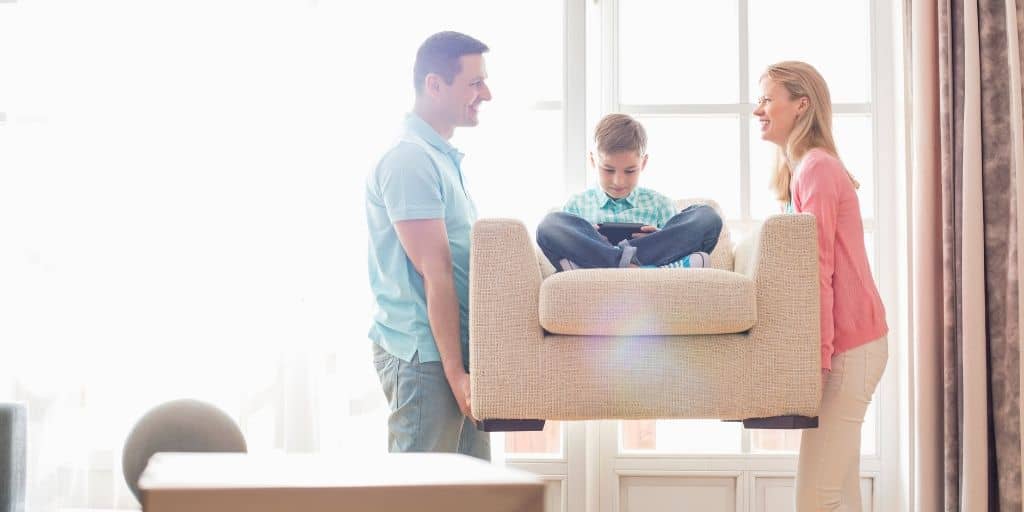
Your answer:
[597,222,645,244]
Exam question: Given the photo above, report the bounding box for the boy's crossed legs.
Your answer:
[536,204,723,271]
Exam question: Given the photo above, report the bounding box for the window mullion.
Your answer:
[564,0,588,195]
[739,0,751,226]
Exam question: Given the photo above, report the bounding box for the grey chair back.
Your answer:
[0,403,26,512]
[122,399,246,504]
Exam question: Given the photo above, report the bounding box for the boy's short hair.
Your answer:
[413,31,490,95]
[594,114,647,157]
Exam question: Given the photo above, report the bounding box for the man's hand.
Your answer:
[631,225,659,239]
[447,369,475,420]
[394,219,473,420]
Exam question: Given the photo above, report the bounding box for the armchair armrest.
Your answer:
[469,219,545,420]
[742,213,822,411]
[745,213,819,320]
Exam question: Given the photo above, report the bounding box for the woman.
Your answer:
[753,61,888,511]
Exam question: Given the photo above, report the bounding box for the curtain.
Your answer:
[910,0,1024,510]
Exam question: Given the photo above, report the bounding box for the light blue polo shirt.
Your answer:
[365,113,477,364]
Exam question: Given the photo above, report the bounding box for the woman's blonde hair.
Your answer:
[761,61,858,204]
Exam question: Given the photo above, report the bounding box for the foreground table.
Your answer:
[138,452,544,512]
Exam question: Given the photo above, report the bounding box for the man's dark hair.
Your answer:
[413,31,489,95]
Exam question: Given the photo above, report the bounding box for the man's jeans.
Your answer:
[536,204,723,270]
[372,343,491,461]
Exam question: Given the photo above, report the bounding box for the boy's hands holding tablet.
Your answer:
[597,222,648,245]
[631,225,658,239]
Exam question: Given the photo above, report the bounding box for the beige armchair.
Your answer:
[469,200,822,430]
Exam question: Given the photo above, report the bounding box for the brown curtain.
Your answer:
[910,0,1024,511]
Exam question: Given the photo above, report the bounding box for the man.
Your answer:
[364,31,492,460]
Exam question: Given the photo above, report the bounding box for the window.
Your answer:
[609,0,880,458]
[1,1,902,510]
[0,1,569,508]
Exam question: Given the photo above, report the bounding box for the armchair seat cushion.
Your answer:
[538,268,757,336]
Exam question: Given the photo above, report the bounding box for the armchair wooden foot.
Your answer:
[725,415,819,429]
[475,419,546,432]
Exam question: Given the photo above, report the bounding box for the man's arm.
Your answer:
[393,219,474,419]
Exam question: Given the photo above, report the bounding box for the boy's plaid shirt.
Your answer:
[563,186,677,228]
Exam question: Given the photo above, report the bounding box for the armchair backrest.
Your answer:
[673,198,734,271]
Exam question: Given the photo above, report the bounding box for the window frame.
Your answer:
[508,1,908,510]
[588,1,904,511]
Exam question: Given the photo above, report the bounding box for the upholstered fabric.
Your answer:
[536,247,557,279]
[675,198,733,271]
[539,268,756,336]
[469,211,821,421]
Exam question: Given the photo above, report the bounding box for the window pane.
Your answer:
[472,1,564,103]
[750,400,878,455]
[748,0,871,103]
[373,0,563,104]
[833,115,874,220]
[621,420,742,454]
[751,429,802,454]
[505,421,563,458]
[459,108,564,232]
[865,231,876,275]
[748,115,874,220]
[390,1,566,232]
[619,0,739,104]
[609,116,740,218]
[749,118,784,220]
[728,222,754,248]
[862,232,879,455]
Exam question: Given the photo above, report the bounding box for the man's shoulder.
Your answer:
[367,141,444,200]
[376,140,435,171]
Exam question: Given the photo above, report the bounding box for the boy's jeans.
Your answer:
[373,343,491,461]
[536,204,723,270]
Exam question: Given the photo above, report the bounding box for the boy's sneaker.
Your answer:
[680,251,710,268]
[655,252,710,268]
[559,258,581,271]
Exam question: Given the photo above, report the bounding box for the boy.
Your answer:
[536,114,723,271]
